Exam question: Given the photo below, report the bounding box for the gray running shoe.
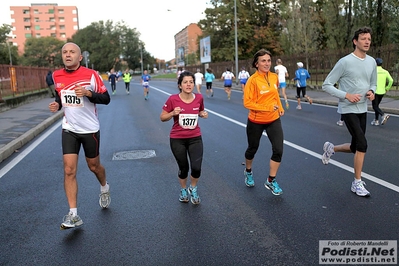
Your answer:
[381,114,390,125]
[99,190,111,209]
[60,212,83,229]
[322,142,335,165]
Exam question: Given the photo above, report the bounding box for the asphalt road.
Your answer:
[0,80,398,265]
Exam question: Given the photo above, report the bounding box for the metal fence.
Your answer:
[1,44,398,103]
[185,44,399,90]
[0,65,49,102]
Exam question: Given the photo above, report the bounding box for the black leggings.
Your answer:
[170,136,203,179]
[342,113,367,153]
[245,118,284,163]
[206,82,212,90]
[372,94,385,120]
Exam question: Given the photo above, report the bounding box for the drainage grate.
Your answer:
[112,150,156,160]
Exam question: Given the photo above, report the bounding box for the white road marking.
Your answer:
[2,85,398,194]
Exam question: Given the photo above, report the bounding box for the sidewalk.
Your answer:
[1,85,398,164]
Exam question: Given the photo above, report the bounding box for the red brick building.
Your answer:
[174,23,202,66]
[9,4,79,54]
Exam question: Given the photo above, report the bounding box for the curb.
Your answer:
[0,112,63,163]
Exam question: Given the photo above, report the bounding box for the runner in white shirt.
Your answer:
[221,68,235,100]
[194,68,204,94]
[274,59,289,109]
[48,42,111,230]
[238,67,250,99]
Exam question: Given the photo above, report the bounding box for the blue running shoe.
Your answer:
[244,170,254,187]
[264,179,283,195]
[188,185,200,205]
[179,188,189,203]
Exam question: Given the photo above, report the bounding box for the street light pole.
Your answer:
[6,41,12,66]
[139,44,143,74]
[234,0,238,84]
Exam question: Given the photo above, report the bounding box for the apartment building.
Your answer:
[10,4,79,54]
[174,23,202,66]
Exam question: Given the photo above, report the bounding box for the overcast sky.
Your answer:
[0,0,209,60]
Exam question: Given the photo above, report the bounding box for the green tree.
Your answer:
[198,0,283,63]
[0,24,18,65]
[20,37,64,67]
[70,20,122,72]
[70,20,154,73]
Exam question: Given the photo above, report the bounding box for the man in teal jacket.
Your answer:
[371,58,393,126]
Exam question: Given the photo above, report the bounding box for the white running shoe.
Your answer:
[371,119,379,126]
[296,105,302,110]
[322,142,335,165]
[381,114,390,125]
[336,120,344,126]
[351,180,370,197]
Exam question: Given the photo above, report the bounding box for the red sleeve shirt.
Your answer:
[53,66,108,133]
[162,93,204,139]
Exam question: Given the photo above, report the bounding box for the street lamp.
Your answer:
[139,44,143,74]
[6,42,12,66]
[5,40,12,66]
[234,0,238,84]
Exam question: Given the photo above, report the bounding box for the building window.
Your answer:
[34,9,39,14]
[60,33,66,38]
[36,34,41,38]
[49,17,55,22]
[58,9,64,14]
[48,9,54,14]
[34,17,39,22]
[35,25,40,30]
[51,33,56,37]
[24,26,31,31]
[23,18,30,22]
[59,17,65,22]
[25,33,32,38]
[23,9,30,15]
[51,26,56,30]
[59,25,65,30]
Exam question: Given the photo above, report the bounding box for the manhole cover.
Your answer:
[112,150,156,160]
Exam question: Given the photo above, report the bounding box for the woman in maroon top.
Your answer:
[160,71,208,204]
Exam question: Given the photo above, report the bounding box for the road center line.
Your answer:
[152,85,399,193]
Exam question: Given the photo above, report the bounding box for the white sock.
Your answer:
[354,178,361,183]
[70,208,77,216]
[101,182,109,193]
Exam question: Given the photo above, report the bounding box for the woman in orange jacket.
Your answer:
[242,49,285,196]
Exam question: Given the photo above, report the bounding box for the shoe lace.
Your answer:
[63,213,72,223]
[271,180,281,191]
[246,172,253,180]
[356,181,366,190]
[100,191,109,199]
[190,186,198,198]
[181,189,188,198]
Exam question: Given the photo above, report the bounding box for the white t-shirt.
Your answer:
[194,72,204,85]
[238,70,250,80]
[222,71,234,80]
[274,65,288,83]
